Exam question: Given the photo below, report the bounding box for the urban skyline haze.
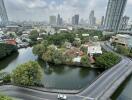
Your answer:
[3,0,132,22]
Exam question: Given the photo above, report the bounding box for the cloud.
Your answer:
[128,0,132,5]
[3,0,132,22]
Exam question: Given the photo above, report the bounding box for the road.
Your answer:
[0,85,91,100]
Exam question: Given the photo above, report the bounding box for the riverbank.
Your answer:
[0,47,102,90]
[0,43,18,60]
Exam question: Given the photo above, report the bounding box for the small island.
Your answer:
[31,29,121,69]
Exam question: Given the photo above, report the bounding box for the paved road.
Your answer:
[0,42,132,100]
[0,85,92,100]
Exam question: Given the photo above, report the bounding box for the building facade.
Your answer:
[57,14,63,26]
[119,16,129,31]
[101,16,104,26]
[0,0,8,26]
[104,0,127,32]
[49,16,56,25]
[72,14,79,25]
[89,10,96,26]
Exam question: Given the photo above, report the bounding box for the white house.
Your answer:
[87,42,102,55]
[73,56,81,63]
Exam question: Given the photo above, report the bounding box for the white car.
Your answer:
[57,94,67,100]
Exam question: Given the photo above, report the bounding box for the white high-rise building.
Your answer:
[0,0,8,26]
[104,0,127,32]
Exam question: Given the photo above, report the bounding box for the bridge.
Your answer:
[0,43,132,100]
[79,55,132,100]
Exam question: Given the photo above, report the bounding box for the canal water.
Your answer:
[0,47,101,90]
[111,75,132,100]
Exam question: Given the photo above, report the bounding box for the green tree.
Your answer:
[80,46,87,54]
[81,55,90,67]
[0,43,17,59]
[12,61,43,86]
[33,40,48,57]
[42,45,56,62]
[95,52,121,68]
[0,95,13,100]
[116,45,129,56]
[72,40,81,47]
[52,50,65,64]
[3,74,11,83]
[29,30,39,41]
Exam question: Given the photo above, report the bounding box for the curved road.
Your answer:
[0,85,90,100]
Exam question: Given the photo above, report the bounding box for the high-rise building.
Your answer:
[57,14,63,26]
[89,10,96,26]
[101,16,104,26]
[0,0,8,26]
[72,14,79,25]
[104,0,127,32]
[49,16,56,25]
[119,16,129,31]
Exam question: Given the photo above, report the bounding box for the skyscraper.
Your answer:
[49,16,56,25]
[72,14,79,25]
[57,14,63,26]
[101,16,104,26]
[104,0,127,32]
[119,16,129,31]
[0,0,8,26]
[89,10,96,26]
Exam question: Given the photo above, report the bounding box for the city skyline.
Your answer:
[3,0,132,22]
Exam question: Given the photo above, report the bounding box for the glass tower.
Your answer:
[0,0,8,26]
[104,0,127,32]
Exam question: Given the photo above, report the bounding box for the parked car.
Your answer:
[57,94,67,100]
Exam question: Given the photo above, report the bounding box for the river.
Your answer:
[111,75,132,100]
[0,47,101,90]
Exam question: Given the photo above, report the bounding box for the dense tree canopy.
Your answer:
[95,52,121,68]
[29,30,39,41]
[12,61,43,86]
[81,55,90,67]
[0,43,17,59]
[116,45,129,56]
[43,32,75,46]
[75,28,103,42]
[0,95,12,100]
[33,40,48,57]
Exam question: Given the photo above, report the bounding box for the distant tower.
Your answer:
[0,0,8,26]
[57,14,63,26]
[72,14,79,25]
[89,10,96,26]
[49,16,56,25]
[101,16,104,26]
[104,0,127,32]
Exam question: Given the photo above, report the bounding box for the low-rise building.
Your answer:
[72,56,81,63]
[87,42,102,55]
[110,34,132,48]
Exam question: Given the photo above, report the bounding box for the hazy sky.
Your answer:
[4,0,132,22]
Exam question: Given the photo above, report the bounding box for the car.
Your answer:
[57,94,67,100]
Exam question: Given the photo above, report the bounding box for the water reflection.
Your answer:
[0,52,19,70]
[111,75,132,100]
[0,47,102,90]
